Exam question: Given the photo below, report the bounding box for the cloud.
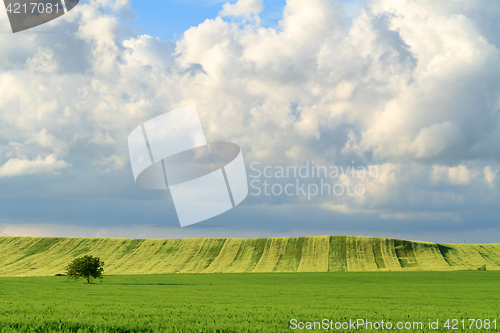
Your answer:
[173,0,229,6]
[0,155,69,177]
[483,166,497,186]
[410,122,465,159]
[219,0,263,19]
[26,47,59,73]
[379,212,461,222]
[0,0,500,236]
[431,164,479,185]
[95,154,127,172]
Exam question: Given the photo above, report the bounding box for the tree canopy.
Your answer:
[65,255,104,284]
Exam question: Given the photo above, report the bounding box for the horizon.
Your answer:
[1,0,500,244]
[0,233,494,245]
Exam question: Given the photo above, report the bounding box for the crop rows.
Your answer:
[0,236,498,276]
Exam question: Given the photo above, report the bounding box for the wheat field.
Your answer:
[0,235,498,276]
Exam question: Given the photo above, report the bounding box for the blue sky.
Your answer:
[131,0,361,41]
[0,0,500,243]
[132,0,287,41]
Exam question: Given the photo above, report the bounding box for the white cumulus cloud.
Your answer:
[0,0,500,233]
[0,155,69,177]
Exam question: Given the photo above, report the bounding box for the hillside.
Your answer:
[0,236,499,276]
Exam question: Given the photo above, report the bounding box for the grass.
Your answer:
[1,236,499,277]
[0,271,498,332]
[1,237,499,332]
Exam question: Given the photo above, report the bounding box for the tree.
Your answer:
[65,255,104,284]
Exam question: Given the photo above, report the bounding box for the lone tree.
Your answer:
[65,255,104,284]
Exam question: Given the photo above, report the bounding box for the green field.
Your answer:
[0,236,499,276]
[0,272,499,332]
[1,236,498,332]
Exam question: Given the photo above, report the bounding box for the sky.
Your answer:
[132,0,286,41]
[130,0,361,41]
[0,0,500,243]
